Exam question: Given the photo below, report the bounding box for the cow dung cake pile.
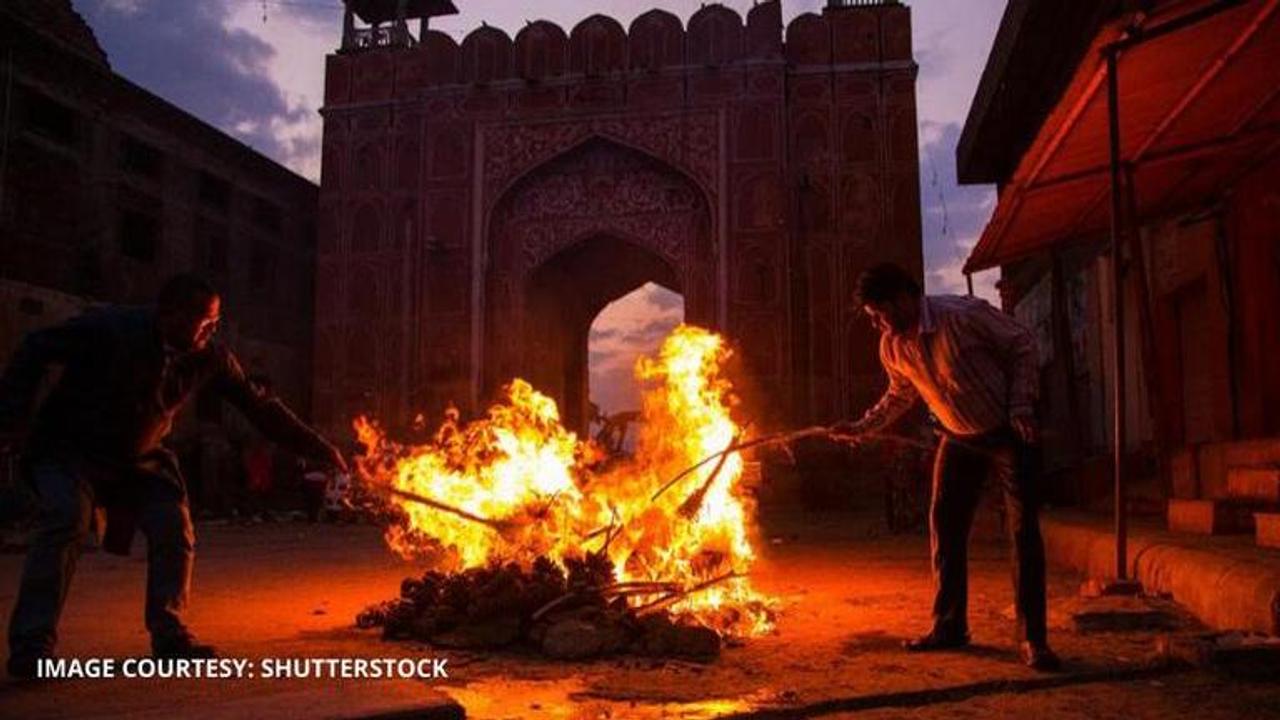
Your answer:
[357,552,730,661]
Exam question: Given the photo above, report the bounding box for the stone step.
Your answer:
[1256,512,1280,549]
[1167,499,1260,535]
[1227,466,1280,502]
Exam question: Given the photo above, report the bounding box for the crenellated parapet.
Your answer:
[324,2,912,104]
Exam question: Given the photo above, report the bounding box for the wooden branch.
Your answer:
[532,582,684,623]
[355,466,520,536]
[651,426,1016,501]
[676,430,743,518]
[602,581,681,593]
[386,486,525,538]
[653,426,830,501]
[634,571,742,616]
[531,591,581,622]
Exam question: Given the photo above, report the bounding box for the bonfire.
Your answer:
[353,326,775,659]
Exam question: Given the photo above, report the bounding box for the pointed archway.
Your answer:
[522,234,681,431]
[483,137,714,427]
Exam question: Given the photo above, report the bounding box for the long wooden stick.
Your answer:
[603,581,681,592]
[381,486,512,531]
[654,426,830,499]
[651,431,763,502]
[676,430,742,517]
[634,571,742,616]
[355,466,518,535]
[656,426,1007,497]
[532,583,679,622]
[531,591,581,621]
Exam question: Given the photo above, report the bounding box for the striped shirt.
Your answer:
[850,294,1039,437]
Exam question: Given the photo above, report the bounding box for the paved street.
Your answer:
[1,511,1277,719]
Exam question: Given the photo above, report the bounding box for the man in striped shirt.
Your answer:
[838,262,1060,671]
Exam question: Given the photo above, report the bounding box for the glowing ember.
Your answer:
[354,325,773,637]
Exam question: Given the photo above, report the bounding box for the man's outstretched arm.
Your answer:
[841,339,920,436]
[211,349,347,471]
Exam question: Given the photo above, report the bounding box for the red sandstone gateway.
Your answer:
[315,0,924,438]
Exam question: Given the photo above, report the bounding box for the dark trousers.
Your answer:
[8,461,195,659]
[928,428,1047,645]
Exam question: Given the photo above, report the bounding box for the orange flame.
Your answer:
[354,325,773,636]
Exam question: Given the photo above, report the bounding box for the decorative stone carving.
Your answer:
[484,138,717,398]
[842,113,877,165]
[428,127,468,178]
[490,138,710,281]
[351,203,382,253]
[424,190,467,249]
[734,174,782,231]
[735,104,777,161]
[840,173,880,238]
[353,140,384,189]
[395,137,420,188]
[482,113,719,205]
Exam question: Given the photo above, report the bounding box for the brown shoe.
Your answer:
[1020,641,1062,671]
[903,630,970,652]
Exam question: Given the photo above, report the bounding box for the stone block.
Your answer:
[1227,466,1280,502]
[1170,447,1198,498]
[1255,512,1280,549]
[1198,438,1280,500]
[1167,498,1257,535]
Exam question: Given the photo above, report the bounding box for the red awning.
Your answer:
[964,0,1280,273]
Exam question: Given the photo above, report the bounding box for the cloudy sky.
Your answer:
[70,0,1006,414]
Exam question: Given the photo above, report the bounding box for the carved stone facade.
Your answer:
[316,1,922,435]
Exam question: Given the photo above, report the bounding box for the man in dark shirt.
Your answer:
[0,275,347,678]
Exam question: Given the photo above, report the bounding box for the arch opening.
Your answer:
[520,234,681,434]
[587,281,684,452]
[482,136,715,428]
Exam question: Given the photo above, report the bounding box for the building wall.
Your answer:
[1002,151,1280,507]
[1224,153,1280,439]
[0,4,320,509]
[315,1,923,438]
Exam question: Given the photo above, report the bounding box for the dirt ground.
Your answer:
[1,510,1278,719]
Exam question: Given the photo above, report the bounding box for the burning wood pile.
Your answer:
[353,326,775,660]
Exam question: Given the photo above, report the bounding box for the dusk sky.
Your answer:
[70,0,1007,415]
